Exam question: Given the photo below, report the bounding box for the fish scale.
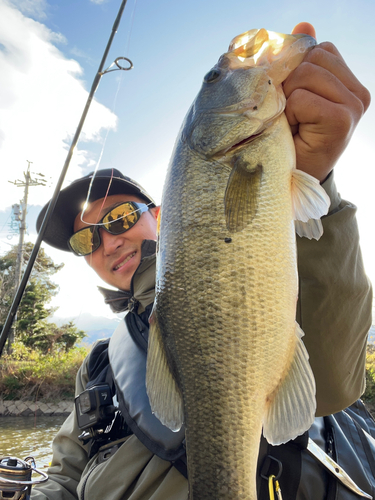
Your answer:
[156,132,296,498]
[147,29,329,499]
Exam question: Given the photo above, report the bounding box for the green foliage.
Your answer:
[0,242,62,326]
[0,242,85,353]
[363,345,375,404]
[0,342,89,400]
[23,321,86,354]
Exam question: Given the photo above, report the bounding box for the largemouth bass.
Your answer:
[147,28,330,499]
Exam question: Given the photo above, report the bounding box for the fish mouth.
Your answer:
[216,130,264,158]
[231,131,263,149]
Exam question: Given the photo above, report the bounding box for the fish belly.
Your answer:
[155,134,298,499]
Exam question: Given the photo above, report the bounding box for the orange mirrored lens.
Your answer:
[69,202,144,256]
[69,227,99,256]
[102,203,139,233]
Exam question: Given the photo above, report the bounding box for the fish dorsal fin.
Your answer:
[291,169,330,240]
[146,311,184,432]
[263,322,316,445]
[224,160,262,232]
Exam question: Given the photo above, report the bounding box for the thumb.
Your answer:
[291,22,316,40]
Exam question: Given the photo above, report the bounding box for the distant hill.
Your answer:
[50,312,122,345]
[83,328,118,344]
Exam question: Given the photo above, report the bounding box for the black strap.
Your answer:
[171,455,188,479]
[86,339,111,387]
[258,436,303,499]
[125,311,149,353]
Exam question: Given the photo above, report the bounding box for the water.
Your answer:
[0,416,66,468]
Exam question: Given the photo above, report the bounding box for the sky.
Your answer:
[0,0,374,324]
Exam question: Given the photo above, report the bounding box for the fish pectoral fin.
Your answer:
[263,322,316,445]
[146,311,184,432]
[291,169,330,241]
[224,160,262,232]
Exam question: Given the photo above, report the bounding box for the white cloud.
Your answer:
[0,0,117,212]
[0,0,120,323]
[8,0,48,20]
[70,46,95,66]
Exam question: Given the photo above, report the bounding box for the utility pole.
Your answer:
[7,161,47,351]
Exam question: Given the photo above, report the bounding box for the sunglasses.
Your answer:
[68,201,149,256]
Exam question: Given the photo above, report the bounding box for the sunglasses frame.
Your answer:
[68,201,149,256]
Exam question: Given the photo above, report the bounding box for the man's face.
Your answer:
[73,194,158,291]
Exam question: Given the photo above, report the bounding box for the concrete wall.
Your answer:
[0,399,73,416]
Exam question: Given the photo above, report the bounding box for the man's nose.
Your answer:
[99,228,124,254]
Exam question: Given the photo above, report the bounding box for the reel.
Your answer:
[0,456,48,500]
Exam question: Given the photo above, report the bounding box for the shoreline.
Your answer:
[0,399,73,417]
[2,399,374,420]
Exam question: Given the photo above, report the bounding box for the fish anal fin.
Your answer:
[225,160,262,232]
[263,323,316,445]
[291,169,330,240]
[146,310,184,432]
[295,219,323,240]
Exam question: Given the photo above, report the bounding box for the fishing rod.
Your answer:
[0,0,133,358]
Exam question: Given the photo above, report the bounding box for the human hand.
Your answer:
[283,22,371,182]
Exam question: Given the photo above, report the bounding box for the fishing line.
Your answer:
[124,0,138,57]
[80,0,138,225]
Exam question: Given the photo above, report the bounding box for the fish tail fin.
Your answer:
[291,169,330,240]
[147,308,184,432]
[262,322,316,445]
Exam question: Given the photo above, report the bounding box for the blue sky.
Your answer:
[0,0,374,321]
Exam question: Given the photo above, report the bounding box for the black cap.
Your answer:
[36,168,156,252]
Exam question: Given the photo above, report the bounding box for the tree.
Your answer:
[23,320,86,354]
[0,242,62,325]
[0,242,85,352]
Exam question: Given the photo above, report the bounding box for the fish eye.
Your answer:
[204,69,221,83]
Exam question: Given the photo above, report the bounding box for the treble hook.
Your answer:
[100,56,133,75]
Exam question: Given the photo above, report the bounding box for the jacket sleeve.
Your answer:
[296,172,373,417]
[31,359,91,500]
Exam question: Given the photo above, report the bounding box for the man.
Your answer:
[32,23,372,500]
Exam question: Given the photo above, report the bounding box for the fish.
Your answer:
[147,28,330,499]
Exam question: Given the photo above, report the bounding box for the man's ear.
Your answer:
[150,206,161,220]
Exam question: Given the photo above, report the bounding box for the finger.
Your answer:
[283,62,366,119]
[285,45,350,91]
[285,89,355,140]
[284,46,371,112]
[285,91,352,180]
[291,22,316,39]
